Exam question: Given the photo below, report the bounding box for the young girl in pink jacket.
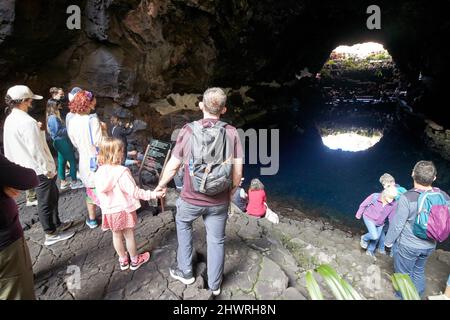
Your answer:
[94,138,164,271]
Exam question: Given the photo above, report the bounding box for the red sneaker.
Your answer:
[119,256,130,271]
[130,252,150,270]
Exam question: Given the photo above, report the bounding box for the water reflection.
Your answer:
[321,130,383,152]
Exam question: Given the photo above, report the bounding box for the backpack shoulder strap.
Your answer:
[214,120,228,128]
[88,114,96,146]
[416,189,444,213]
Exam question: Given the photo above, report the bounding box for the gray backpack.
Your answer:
[188,120,233,196]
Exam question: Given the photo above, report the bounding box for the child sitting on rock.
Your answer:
[246,178,279,224]
[94,138,164,271]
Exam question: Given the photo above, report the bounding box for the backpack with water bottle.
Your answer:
[412,188,450,242]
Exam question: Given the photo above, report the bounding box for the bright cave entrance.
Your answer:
[318,42,395,152]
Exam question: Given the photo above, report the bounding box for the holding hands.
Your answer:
[3,187,21,199]
[154,184,167,198]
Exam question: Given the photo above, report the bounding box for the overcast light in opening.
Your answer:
[321,132,383,152]
[333,42,387,59]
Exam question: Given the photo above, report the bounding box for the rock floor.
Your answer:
[17,188,450,300]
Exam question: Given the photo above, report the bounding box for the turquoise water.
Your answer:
[243,107,450,248]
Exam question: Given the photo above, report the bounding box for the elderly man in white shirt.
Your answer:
[3,85,75,246]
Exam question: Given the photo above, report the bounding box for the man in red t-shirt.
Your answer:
[156,87,243,296]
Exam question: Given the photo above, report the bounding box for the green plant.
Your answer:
[391,273,421,300]
[305,264,363,300]
[305,270,323,300]
[305,265,420,300]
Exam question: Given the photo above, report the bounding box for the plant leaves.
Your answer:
[391,273,420,300]
[316,265,348,300]
[340,278,364,300]
[306,270,324,300]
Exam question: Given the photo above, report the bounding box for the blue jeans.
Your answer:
[394,243,434,298]
[362,215,385,253]
[175,197,229,290]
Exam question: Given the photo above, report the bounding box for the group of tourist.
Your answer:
[0,84,448,301]
[1,85,243,299]
[356,165,450,299]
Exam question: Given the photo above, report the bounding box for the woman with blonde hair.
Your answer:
[46,100,83,190]
[355,185,398,259]
[246,178,279,223]
[94,138,164,270]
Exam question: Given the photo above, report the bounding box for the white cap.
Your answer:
[6,85,43,100]
[68,87,82,102]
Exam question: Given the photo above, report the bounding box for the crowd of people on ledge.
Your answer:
[0,85,449,301]
[355,167,449,299]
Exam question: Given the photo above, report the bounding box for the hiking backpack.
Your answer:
[413,188,450,242]
[188,120,233,196]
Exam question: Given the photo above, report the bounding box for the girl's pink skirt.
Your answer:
[102,211,138,232]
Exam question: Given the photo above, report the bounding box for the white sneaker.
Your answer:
[212,287,221,296]
[26,199,38,207]
[70,180,84,189]
[360,235,368,249]
[44,231,75,246]
[428,294,450,300]
[60,181,70,191]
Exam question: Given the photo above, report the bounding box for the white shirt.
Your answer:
[3,108,56,176]
[67,113,103,188]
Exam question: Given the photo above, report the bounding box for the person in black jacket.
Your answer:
[0,153,39,300]
[110,115,138,166]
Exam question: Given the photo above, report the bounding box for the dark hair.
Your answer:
[412,161,437,186]
[4,94,27,115]
[49,87,63,96]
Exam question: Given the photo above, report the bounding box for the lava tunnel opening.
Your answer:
[315,42,396,152]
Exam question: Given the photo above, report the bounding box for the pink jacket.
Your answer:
[94,164,155,214]
[355,193,398,226]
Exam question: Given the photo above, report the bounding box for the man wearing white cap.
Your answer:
[3,85,75,246]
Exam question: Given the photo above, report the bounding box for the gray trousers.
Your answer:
[175,197,228,290]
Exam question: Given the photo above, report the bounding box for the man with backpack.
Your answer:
[385,161,450,298]
[155,87,243,296]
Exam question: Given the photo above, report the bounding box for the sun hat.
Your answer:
[6,85,43,100]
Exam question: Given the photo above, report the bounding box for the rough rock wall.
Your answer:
[1,0,449,123]
[424,120,450,161]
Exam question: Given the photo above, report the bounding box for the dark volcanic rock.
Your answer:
[0,0,15,45]
[1,1,450,125]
